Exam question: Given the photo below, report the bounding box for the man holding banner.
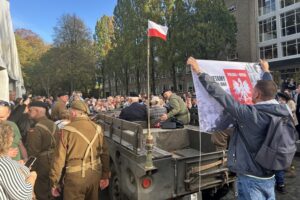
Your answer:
[187,57,290,200]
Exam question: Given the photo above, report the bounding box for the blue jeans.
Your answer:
[237,174,275,200]
[275,170,285,185]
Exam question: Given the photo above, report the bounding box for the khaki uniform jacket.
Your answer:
[51,99,67,121]
[167,94,190,124]
[26,116,58,200]
[49,116,110,188]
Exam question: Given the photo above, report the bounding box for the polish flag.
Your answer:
[148,20,168,41]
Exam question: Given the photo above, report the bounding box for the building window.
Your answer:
[259,17,277,42]
[281,9,300,36]
[258,0,276,16]
[175,66,181,74]
[227,53,239,61]
[282,39,300,56]
[186,66,191,74]
[260,44,278,59]
[187,82,194,92]
[177,84,183,92]
[280,0,300,8]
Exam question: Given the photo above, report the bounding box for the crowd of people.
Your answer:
[0,87,197,199]
[0,59,299,200]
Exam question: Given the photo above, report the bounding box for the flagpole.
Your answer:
[145,34,154,170]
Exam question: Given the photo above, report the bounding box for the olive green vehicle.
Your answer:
[94,113,235,200]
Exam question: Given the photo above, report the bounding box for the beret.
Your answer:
[29,101,48,109]
[70,100,89,114]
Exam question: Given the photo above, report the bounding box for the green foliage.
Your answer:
[99,0,237,95]
[94,15,115,97]
[15,29,49,69]
[18,0,237,96]
[19,15,96,96]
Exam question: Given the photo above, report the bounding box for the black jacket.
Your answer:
[119,102,147,121]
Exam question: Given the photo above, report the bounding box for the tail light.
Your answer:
[141,176,152,189]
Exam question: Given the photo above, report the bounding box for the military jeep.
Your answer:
[95,113,235,200]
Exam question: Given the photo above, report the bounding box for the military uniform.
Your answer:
[26,116,58,200]
[51,99,67,121]
[167,94,190,125]
[50,101,110,200]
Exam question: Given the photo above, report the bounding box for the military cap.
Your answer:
[29,101,48,109]
[57,91,69,97]
[70,100,89,114]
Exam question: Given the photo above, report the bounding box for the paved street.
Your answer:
[221,156,300,200]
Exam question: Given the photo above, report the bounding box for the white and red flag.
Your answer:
[148,20,168,41]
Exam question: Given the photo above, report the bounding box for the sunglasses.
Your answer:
[0,100,10,107]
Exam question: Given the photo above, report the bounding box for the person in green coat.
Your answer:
[160,89,190,125]
[0,100,28,161]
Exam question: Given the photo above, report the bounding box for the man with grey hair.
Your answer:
[119,92,147,121]
[150,96,166,127]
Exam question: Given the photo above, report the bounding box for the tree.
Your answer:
[52,14,96,93]
[15,29,50,92]
[189,0,237,59]
[15,29,49,67]
[94,15,115,97]
[99,0,237,95]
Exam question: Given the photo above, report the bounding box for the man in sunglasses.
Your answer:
[0,100,28,161]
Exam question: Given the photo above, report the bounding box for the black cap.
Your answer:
[129,92,139,97]
[29,101,48,110]
[277,92,290,101]
[57,91,69,97]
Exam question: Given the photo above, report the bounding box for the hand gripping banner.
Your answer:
[191,60,263,132]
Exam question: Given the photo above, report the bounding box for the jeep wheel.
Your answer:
[109,165,121,200]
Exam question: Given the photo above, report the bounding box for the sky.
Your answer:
[10,0,117,43]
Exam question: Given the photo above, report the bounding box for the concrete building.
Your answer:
[225,0,300,85]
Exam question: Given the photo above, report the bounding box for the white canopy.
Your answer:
[0,0,25,101]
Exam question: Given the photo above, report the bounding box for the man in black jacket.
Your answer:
[119,93,147,121]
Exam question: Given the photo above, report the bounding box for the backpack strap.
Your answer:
[35,123,57,153]
[63,125,102,177]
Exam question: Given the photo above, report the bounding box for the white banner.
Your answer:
[191,60,263,132]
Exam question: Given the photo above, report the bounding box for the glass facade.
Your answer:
[280,0,300,8]
[282,39,300,56]
[260,44,278,59]
[259,17,277,42]
[258,0,276,16]
[280,9,300,36]
[258,1,300,60]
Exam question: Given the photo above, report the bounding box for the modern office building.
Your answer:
[225,0,300,84]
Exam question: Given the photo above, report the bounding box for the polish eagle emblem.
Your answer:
[232,78,251,101]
